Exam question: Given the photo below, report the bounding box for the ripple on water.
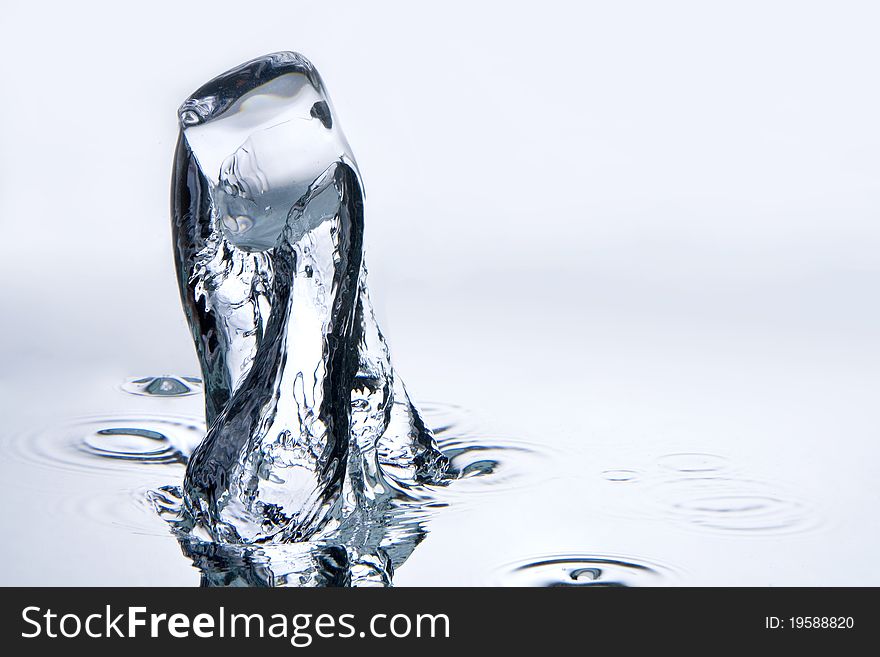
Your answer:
[600,468,641,482]
[648,476,820,536]
[419,403,561,498]
[122,375,203,397]
[9,415,205,475]
[498,554,677,587]
[656,452,730,474]
[82,428,186,464]
[18,403,560,568]
[435,437,559,497]
[52,485,173,536]
[420,402,475,438]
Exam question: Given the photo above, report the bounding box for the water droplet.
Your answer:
[122,375,203,397]
[498,555,676,587]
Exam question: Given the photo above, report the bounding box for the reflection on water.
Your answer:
[149,486,374,586]
[184,540,352,587]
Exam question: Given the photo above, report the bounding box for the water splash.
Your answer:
[168,52,458,581]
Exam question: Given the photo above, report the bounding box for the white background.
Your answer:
[0,1,878,585]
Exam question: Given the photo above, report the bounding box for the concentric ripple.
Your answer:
[52,485,173,536]
[498,554,677,587]
[8,415,205,475]
[419,402,476,439]
[647,476,820,536]
[82,428,186,464]
[656,452,731,474]
[435,437,559,496]
[418,403,561,497]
